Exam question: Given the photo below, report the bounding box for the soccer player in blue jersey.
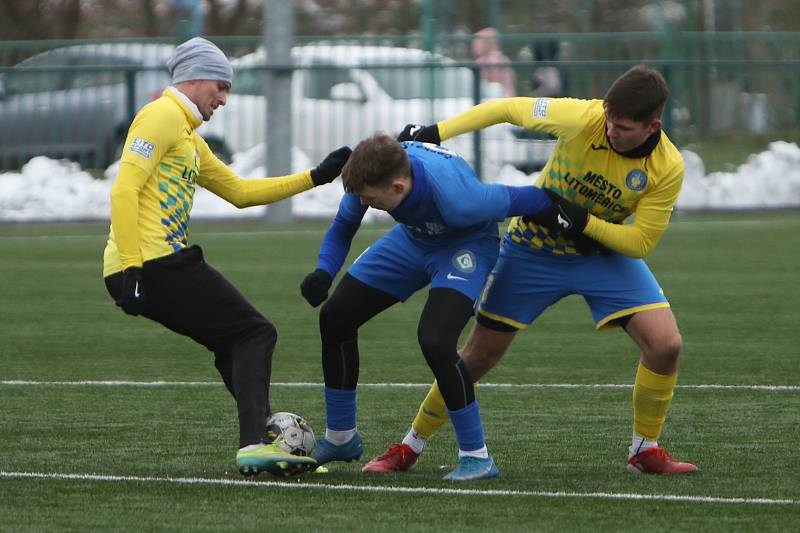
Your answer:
[366,65,697,475]
[102,37,350,477]
[298,133,556,480]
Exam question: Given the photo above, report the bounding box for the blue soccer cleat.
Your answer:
[311,433,364,465]
[442,455,499,481]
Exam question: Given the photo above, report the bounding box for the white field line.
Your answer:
[0,380,797,392]
[1,471,796,506]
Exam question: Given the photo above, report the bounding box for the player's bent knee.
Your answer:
[318,299,339,328]
[654,329,682,357]
[257,321,278,352]
[643,333,682,370]
[242,321,278,354]
[417,328,457,365]
[319,299,357,337]
[661,333,683,362]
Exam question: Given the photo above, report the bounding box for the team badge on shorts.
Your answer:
[452,250,476,273]
[625,169,648,191]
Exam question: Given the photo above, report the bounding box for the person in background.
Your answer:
[472,27,516,97]
[529,39,563,97]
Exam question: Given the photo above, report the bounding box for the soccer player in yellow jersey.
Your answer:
[102,37,350,477]
[365,65,697,475]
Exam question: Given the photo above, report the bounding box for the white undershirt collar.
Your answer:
[166,85,203,122]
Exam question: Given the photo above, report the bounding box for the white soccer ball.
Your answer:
[265,411,316,456]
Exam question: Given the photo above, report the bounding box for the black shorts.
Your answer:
[105,245,272,353]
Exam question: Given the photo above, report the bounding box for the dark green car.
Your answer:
[0,43,175,170]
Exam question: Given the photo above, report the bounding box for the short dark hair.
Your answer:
[603,65,669,123]
[341,133,410,193]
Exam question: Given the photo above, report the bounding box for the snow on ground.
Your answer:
[1,141,799,223]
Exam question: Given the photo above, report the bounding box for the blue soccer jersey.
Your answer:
[313,142,551,300]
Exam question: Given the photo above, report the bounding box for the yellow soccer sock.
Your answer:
[632,361,678,441]
[410,380,450,439]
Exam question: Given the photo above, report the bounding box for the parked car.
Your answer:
[199,45,553,178]
[0,43,178,169]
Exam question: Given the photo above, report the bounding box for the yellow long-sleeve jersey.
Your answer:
[103,87,314,277]
[438,97,684,258]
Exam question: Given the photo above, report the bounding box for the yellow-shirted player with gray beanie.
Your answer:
[365,65,697,475]
[102,37,350,477]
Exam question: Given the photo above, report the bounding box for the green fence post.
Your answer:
[471,65,483,181]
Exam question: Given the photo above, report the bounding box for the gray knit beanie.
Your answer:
[167,37,233,87]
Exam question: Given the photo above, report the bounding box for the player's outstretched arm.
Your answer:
[199,146,352,208]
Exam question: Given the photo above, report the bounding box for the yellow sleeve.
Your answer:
[584,163,684,258]
[195,137,314,208]
[109,162,151,270]
[120,101,181,176]
[437,97,594,141]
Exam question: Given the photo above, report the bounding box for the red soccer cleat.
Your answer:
[627,446,698,474]
[362,443,420,474]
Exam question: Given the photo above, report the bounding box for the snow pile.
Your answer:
[1,142,799,222]
[678,141,800,209]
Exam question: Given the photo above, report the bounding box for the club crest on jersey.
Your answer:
[452,250,476,273]
[625,169,648,191]
[129,138,155,159]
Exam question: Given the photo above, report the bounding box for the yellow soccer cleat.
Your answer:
[236,442,317,477]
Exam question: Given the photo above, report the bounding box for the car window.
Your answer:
[367,65,474,99]
[4,50,71,95]
[303,63,356,99]
[69,55,136,89]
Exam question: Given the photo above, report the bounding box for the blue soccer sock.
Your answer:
[324,386,357,431]
[447,401,488,456]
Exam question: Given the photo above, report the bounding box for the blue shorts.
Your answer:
[347,225,500,302]
[477,242,670,330]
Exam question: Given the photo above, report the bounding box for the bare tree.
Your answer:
[0,0,83,39]
[2,0,800,42]
[205,0,252,35]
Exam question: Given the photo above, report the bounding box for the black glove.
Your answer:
[310,146,352,186]
[522,190,607,255]
[300,269,333,307]
[396,123,441,144]
[116,267,146,316]
[540,189,589,239]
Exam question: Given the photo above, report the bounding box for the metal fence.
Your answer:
[0,32,798,175]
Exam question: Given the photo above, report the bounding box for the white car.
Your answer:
[199,45,553,179]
